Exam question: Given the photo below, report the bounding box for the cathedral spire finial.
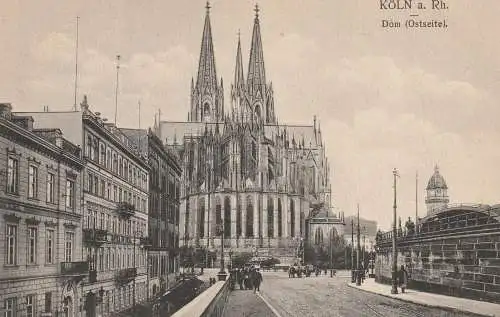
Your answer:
[206,1,211,14]
[247,3,266,95]
[254,3,260,19]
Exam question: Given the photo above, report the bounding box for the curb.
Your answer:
[346,282,494,317]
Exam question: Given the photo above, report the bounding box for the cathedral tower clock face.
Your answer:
[436,189,442,195]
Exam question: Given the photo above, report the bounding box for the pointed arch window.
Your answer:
[246,197,254,237]
[314,227,324,245]
[198,199,205,238]
[277,198,282,237]
[267,198,274,237]
[255,104,261,120]
[300,212,304,236]
[290,199,295,237]
[203,103,211,121]
[215,198,222,236]
[236,201,242,237]
[224,197,231,238]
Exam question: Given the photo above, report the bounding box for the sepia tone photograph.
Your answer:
[0,0,499,316]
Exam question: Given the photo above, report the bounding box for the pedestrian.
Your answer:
[398,265,409,293]
[238,269,244,290]
[252,269,263,293]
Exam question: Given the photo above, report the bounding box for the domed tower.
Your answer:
[425,165,449,215]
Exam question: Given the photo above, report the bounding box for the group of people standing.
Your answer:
[230,267,263,293]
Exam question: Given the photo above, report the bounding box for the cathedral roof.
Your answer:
[427,165,448,190]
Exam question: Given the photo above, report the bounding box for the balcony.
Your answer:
[117,202,135,218]
[83,228,108,245]
[111,234,132,244]
[115,268,137,284]
[61,261,89,276]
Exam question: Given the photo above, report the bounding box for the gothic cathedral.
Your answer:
[160,4,342,263]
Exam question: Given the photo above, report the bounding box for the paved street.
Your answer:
[248,271,485,317]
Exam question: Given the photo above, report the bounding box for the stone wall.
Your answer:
[376,231,500,303]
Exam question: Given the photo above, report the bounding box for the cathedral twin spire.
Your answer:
[196,2,218,92]
[190,2,223,123]
[246,5,267,98]
[191,2,275,124]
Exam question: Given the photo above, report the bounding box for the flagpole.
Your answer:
[391,168,399,294]
[114,55,121,124]
[416,171,419,234]
[73,16,80,111]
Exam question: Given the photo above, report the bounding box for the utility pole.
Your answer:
[356,204,361,286]
[415,171,419,234]
[391,168,400,294]
[351,219,355,283]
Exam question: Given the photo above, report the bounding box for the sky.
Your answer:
[1,0,499,230]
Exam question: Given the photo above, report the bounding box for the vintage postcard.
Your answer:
[0,1,498,316]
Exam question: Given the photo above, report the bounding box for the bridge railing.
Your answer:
[171,277,230,317]
[376,208,500,246]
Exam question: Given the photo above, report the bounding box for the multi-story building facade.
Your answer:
[160,4,338,264]
[120,128,182,297]
[18,97,150,317]
[0,103,85,317]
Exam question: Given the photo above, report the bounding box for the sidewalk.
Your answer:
[222,290,277,317]
[347,278,500,317]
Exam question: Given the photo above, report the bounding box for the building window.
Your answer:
[86,134,92,158]
[246,198,254,237]
[100,144,106,166]
[267,198,274,237]
[106,149,111,168]
[6,224,17,265]
[66,179,75,210]
[277,198,283,237]
[65,232,74,262]
[26,294,36,317]
[94,175,99,194]
[107,182,111,200]
[28,227,38,264]
[28,165,39,198]
[7,157,19,194]
[4,298,16,317]
[44,292,52,313]
[46,229,54,264]
[46,173,55,203]
[100,180,105,197]
[224,197,231,237]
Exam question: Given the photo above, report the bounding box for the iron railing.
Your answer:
[376,209,500,245]
[83,228,108,245]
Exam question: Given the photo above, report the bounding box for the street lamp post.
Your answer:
[362,227,366,269]
[351,220,355,283]
[391,168,399,294]
[217,224,227,281]
[356,204,362,286]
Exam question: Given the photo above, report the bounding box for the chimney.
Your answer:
[0,103,13,120]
